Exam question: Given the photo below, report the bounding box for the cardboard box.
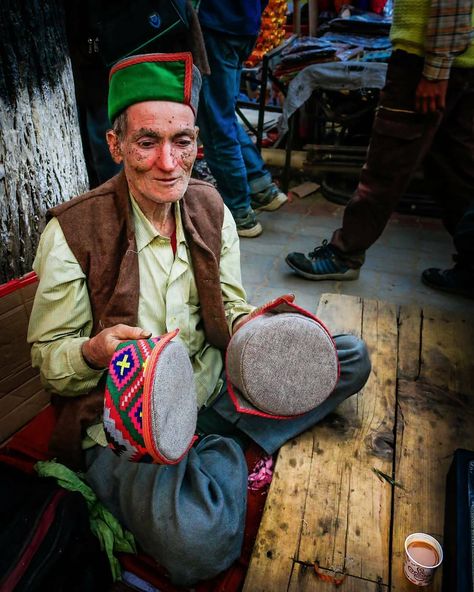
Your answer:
[0,275,50,443]
[288,181,321,199]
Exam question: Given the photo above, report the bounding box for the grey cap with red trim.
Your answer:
[226,297,339,419]
[104,329,197,463]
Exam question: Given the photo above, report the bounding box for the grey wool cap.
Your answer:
[226,296,339,419]
[103,329,197,464]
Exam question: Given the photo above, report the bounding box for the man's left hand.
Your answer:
[415,77,448,114]
[232,294,296,334]
[82,324,152,369]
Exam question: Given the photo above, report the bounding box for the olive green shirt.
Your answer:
[28,195,254,445]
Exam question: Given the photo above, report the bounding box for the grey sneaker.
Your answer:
[251,183,288,212]
[233,208,263,238]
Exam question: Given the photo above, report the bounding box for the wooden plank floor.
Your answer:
[243,293,474,592]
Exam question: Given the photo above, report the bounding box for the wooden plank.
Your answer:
[397,305,421,381]
[244,293,366,591]
[316,293,363,336]
[243,431,315,592]
[288,562,387,591]
[296,297,397,584]
[391,379,474,590]
[393,308,474,590]
[316,293,364,427]
[420,307,474,396]
[391,308,474,591]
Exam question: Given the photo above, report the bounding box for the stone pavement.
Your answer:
[239,191,474,318]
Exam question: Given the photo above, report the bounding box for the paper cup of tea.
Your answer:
[404,533,443,586]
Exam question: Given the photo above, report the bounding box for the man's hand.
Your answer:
[82,324,152,369]
[415,77,448,114]
[232,294,296,334]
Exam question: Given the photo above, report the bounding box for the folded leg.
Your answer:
[85,435,248,586]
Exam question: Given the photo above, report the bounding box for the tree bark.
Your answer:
[0,0,88,283]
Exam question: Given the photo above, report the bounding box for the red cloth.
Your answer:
[0,405,58,473]
[371,0,388,14]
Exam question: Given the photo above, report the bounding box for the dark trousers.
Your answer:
[330,51,474,268]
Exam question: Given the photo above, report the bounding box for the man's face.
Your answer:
[107,100,198,206]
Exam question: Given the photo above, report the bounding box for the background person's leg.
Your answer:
[421,68,474,297]
[237,124,288,211]
[330,53,442,259]
[423,69,474,239]
[197,30,260,236]
[286,52,443,281]
[85,435,248,587]
[237,122,271,191]
[422,202,474,297]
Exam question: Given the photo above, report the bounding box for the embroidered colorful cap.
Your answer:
[108,52,202,123]
[226,296,340,419]
[104,329,198,463]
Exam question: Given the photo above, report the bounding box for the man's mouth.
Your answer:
[154,177,180,185]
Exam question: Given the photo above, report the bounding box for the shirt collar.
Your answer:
[130,194,186,252]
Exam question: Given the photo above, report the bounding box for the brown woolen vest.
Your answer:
[47,171,231,467]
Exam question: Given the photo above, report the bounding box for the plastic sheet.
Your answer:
[279,61,387,134]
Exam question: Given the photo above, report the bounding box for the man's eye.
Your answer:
[138,140,155,148]
[176,138,193,148]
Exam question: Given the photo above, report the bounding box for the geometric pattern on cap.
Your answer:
[110,344,140,391]
[103,404,147,462]
[104,337,161,460]
[129,397,143,433]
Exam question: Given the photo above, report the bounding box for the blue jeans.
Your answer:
[197,28,271,214]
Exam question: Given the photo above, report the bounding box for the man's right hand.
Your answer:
[415,77,448,114]
[81,324,152,370]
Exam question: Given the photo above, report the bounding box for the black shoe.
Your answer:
[421,266,474,299]
[286,240,360,281]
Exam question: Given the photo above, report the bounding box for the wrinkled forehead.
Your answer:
[124,100,197,131]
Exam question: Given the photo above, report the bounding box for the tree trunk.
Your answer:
[0,0,88,283]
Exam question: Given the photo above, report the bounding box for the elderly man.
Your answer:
[28,53,370,586]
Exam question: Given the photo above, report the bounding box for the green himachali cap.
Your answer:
[108,52,202,123]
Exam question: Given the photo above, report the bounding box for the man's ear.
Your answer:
[106,130,123,164]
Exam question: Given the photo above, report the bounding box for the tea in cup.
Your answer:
[404,533,443,586]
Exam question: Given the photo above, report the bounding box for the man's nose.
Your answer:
[155,143,176,171]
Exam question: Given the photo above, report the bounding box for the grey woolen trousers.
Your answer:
[85,435,248,587]
[212,333,371,453]
[85,333,370,586]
